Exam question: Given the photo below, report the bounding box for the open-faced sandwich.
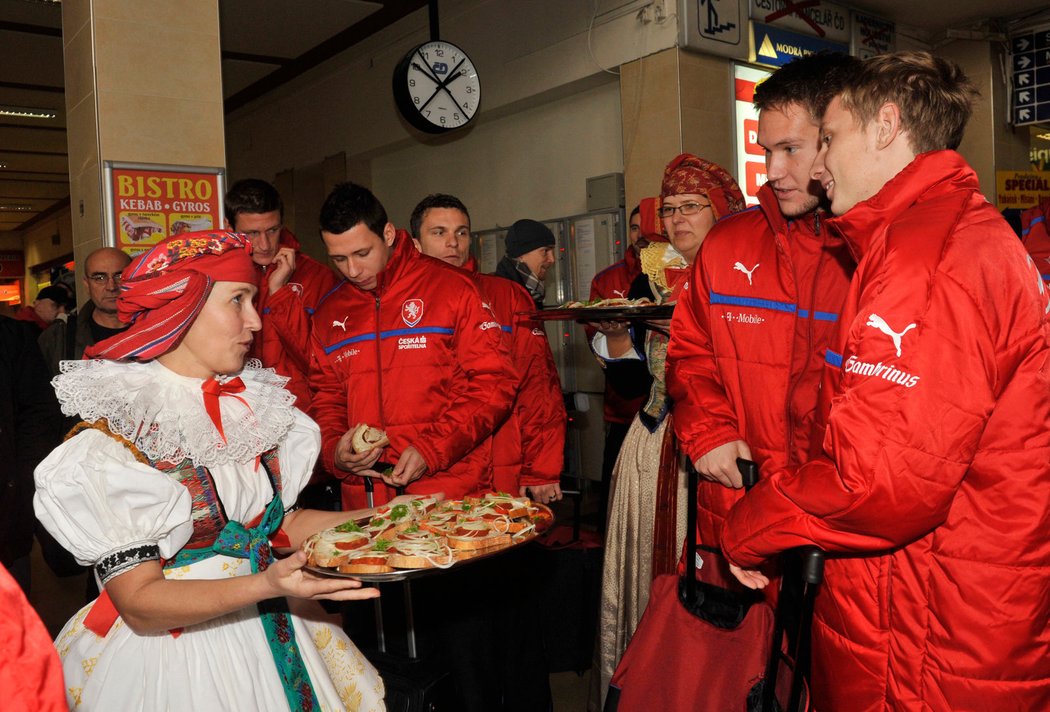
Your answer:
[302,494,555,577]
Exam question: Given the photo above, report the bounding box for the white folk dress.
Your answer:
[34,359,385,711]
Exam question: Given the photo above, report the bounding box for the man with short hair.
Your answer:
[225,178,337,408]
[667,52,856,553]
[39,247,133,377]
[410,193,565,504]
[493,218,556,309]
[310,183,516,508]
[723,51,1050,709]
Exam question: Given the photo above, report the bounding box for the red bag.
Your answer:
[606,555,775,712]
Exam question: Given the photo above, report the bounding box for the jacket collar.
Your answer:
[825,150,978,261]
[372,228,416,295]
[755,182,826,250]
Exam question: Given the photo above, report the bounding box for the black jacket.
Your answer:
[0,316,63,565]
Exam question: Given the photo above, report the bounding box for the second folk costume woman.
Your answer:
[594,155,745,698]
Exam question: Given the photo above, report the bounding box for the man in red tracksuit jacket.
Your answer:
[225,179,338,409]
[409,193,566,505]
[724,52,1050,710]
[1021,196,1050,285]
[309,183,517,509]
[666,53,856,554]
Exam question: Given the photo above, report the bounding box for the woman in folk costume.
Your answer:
[34,232,386,711]
[595,155,745,699]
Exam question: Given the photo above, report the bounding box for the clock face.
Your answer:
[394,41,480,133]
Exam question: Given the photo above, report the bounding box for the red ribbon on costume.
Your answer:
[84,584,182,638]
[201,377,248,443]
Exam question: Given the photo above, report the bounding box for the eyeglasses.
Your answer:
[87,273,122,285]
[658,202,711,218]
[240,226,282,240]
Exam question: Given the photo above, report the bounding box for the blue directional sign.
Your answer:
[751,22,848,69]
[1012,29,1050,125]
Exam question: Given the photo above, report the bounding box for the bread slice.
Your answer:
[446,520,513,551]
[337,553,395,575]
[304,530,372,568]
[350,423,390,453]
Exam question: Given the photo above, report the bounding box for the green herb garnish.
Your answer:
[369,517,388,528]
[390,504,409,520]
[372,539,392,552]
[334,520,363,533]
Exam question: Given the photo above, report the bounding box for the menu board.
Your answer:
[104,162,225,256]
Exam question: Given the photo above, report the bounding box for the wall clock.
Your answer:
[393,40,481,134]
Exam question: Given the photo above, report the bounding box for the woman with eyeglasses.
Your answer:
[595,154,745,699]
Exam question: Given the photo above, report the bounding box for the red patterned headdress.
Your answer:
[660,153,745,221]
[84,231,256,361]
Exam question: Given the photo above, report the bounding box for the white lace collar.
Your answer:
[53,359,298,468]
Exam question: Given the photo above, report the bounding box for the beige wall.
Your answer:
[373,79,624,230]
[937,40,1029,205]
[620,48,735,211]
[61,0,225,301]
[21,207,74,301]
[225,0,676,229]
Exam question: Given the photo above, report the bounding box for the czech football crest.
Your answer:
[402,298,424,327]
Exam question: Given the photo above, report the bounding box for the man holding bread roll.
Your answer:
[309,183,517,509]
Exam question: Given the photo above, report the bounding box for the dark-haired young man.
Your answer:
[225,178,337,407]
[410,193,565,504]
[309,183,516,509]
[723,51,1050,710]
[666,52,857,555]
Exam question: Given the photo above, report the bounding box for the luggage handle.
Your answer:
[683,457,759,606]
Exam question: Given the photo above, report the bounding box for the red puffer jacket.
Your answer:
[252,229,338,409]
[723,151,1050,710]
[466,257,565,493]
[589,248,645,424]
[1021,197,1050,284]
[310,233,517,508]
[666,183,853,547]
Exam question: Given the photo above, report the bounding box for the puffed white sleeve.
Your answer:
[277,407,323,510]
[33,429,193,584]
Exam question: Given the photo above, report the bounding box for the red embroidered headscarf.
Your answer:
[660,153,745,220]
[85,231,256,361]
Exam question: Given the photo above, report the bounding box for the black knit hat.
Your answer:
[505,219,555,258]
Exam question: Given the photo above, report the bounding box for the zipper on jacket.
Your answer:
[374,294,386,431]
[784,213,826,464]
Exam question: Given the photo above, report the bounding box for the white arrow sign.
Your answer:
[1020,108,1032,120]
[1019,73,1032,85]
[1019,90,1032,102]
[1016,37,1030,51]
[1018,55,1032,69]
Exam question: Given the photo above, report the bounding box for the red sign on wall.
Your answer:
[0,251,25,277]
[105,163,225,256]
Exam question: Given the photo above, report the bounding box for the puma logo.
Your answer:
[332,317,349,331]
[733,262,760,285]
[866,313,916,357]
[613,289,627,299]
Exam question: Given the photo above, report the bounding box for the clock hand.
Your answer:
[412,49,442,84]
[410,62,440,85]
[435,58,467,90]
[418,85,443,113]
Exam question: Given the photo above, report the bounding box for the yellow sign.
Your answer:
[996,170,1050,210]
